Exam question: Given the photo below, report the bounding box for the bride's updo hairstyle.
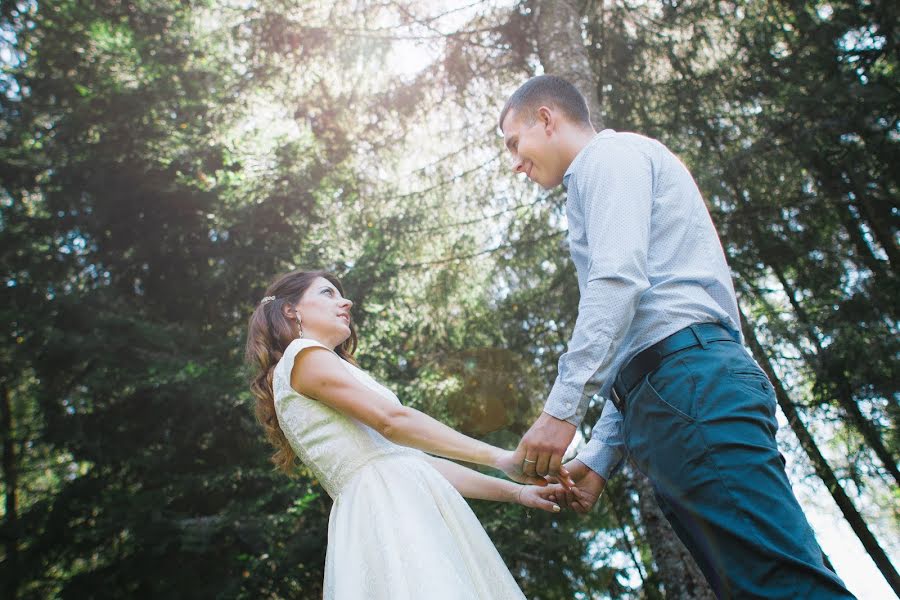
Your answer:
[245,270,358,475]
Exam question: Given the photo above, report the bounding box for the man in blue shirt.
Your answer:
[500,75,853,599]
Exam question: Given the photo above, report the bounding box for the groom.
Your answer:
[501,75,853,599]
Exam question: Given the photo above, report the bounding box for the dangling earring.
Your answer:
[296,316,304,338]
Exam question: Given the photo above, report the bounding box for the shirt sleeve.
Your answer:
[575,398,624,479]
[543,139,653,477]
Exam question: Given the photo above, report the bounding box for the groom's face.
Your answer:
[501,107,565,189]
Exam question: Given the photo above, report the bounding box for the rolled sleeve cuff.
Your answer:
[544,380,589,426]
[576,437,624,481]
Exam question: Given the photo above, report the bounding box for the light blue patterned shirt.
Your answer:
[544,130,741,479]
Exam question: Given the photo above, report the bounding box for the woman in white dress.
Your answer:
[245,270,570,599]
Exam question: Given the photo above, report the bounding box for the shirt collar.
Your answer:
[562,129,616,189]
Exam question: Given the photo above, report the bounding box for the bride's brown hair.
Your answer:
[245,270,358,475]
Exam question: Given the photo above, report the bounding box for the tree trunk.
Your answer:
[631,467,717,600]
[534,0,600,125]
[849,189,899,271]
[739,306,900,596]
[821,163,899,272]
[1,382,20,600]
[823,172,894,287]
[531,3,715,596]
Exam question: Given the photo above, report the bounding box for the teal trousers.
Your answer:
[621,335,854,599]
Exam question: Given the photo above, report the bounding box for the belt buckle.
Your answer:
[611,386,624,412]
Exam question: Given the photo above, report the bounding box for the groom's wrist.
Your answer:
[576,438,623,480]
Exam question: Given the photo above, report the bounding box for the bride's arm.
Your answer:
[424,456,562,513]
[291,347,552,484]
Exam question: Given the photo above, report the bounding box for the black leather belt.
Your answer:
[610,322,740,412]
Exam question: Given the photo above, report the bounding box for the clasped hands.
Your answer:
[495,411,606,514]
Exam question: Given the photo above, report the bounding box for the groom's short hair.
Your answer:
[499,75,594,131]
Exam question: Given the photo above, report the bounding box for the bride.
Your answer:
[245,270,571,599]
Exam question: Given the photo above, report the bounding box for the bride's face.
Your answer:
[293,277,353,348]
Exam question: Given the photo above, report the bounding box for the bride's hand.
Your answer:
[517,483,565,513]
[494,449,574,489]
[493,449,548,486]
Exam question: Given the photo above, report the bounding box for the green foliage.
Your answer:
[1,0,896,598]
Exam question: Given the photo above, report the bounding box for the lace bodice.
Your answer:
[272,338,421,498]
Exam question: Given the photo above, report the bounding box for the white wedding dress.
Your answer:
[273,337,527,599]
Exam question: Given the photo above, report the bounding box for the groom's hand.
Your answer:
[515,411,577,479]
[557,459,606,514]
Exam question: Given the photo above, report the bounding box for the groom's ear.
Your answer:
[537,105,556,134]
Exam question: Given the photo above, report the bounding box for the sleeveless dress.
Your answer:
[273,337,527,599]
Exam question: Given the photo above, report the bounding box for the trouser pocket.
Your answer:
[623,367,709,497]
